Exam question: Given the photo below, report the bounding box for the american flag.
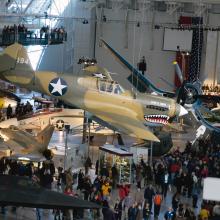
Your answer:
[188,17,203,82]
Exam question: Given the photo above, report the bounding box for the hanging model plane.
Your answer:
[0,123,54,157]
[0,175,100,210]
[0,43,188,142]
[101,39,220,133]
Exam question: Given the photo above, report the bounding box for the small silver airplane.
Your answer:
[0,43,188,142]
[0,124,54,155]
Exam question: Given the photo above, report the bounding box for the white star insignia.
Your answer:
[57,120,64,129]
[93,73,106,79]
[50,78,67,95]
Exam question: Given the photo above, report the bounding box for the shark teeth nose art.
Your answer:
[144,115,170,125]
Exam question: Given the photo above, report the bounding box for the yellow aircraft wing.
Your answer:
[91,111,160,142]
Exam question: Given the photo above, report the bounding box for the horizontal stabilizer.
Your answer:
[35,125,54,150]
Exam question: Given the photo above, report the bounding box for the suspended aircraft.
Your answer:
[0,123,54,157]
[0,175,100,209]
[0,43,188,143]
[101,39,220,133]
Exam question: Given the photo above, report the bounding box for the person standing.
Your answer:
[153,191,163,218]
[136,165,142,189]
[111,164,119,189]
[128,202,138,220]
[114,199,123,220]
[84,156,92,175]
[6,104,12,119]
[162,170,169,198]
[172,192,180,212]
[118,183,129,201]
[143,202,151,220]
[144,184,155,213]
[164,207,176,220]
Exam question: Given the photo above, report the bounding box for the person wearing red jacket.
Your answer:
[118,183,129,201]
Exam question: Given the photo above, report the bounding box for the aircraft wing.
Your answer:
[0,175,100,209]
[90,111,160,142]
[101,39,175,96]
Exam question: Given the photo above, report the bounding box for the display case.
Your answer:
[99,144,133,184]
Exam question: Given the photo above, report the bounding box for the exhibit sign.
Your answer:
[203,177,220,201]
[163,28,193,51]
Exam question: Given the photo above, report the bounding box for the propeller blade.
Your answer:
[173,61,183,84]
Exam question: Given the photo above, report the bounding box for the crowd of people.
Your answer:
[1,24,28,44]
[5,101,33,120]
[53,135,220,220]
[0,135,220,219]
[202,84,220,95]
[1,24,67,45]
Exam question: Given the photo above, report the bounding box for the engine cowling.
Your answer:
[177,82,202,106]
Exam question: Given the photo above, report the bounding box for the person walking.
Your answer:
[153,191,163,218]
[144,184,155,213]
[143,202,151,220]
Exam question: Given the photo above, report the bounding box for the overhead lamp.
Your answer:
[18,157,30,161]
[103,15,107,22]
[154,25,160,29]
[82,19,88,24]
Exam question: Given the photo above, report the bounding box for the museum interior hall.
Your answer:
[1,0,220,220]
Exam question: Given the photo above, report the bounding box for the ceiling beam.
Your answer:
[153,0,220,4]
[23,0,35,14]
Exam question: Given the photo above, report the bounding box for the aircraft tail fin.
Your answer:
[0,43,21,73]
[3,43,23,60]
[5,43,33,72]
[1,43,34,84]
[35,124,54,151]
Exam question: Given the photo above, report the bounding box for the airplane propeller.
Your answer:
[173,61,220,106]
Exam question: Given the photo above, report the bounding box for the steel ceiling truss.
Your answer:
[1,0,220,19]
[94,0,220,14]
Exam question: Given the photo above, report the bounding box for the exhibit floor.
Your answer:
[0,124,203,220]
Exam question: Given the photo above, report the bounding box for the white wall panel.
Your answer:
[95,9,176,91]
[203,31,218,85]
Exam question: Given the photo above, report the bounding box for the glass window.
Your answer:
[106,83,113,93]
[100,81,106,92]
[98,80,124,94]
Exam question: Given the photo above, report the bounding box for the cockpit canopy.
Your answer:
[98,80,124,95]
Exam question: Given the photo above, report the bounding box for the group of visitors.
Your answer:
[1,24,67,46]
[202,84,220,95]
[1,24,28,44]
[15,101,33,118]
[50,26,67,42]
[5,101,33,120]
[0,135,220,219]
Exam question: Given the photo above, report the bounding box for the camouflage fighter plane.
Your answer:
[0,43,188,142]
[101,39,220,133]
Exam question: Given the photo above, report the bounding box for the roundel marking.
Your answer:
[56,119,65,130]
[48,77,68,96]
